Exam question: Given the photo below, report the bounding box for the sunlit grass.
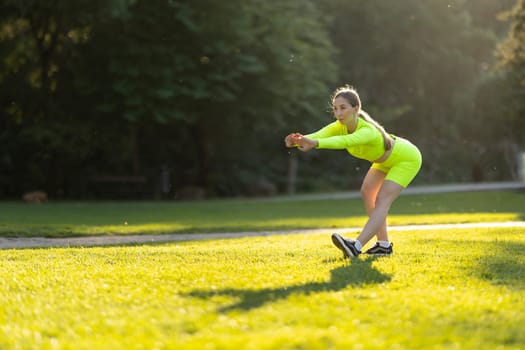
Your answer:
[0,191,523,237]
[1,227,524,349]
[0,213,520,238]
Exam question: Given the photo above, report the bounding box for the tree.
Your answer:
[0,0,137,196]
[80,0,337,196]
[3,1,520,198]
[322,0,514,182]
[498,0,525,132]
[0,0,337,198]
[496,0,525,179]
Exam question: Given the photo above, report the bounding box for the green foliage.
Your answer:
[498,0,525,148]
[0,1,523,198]
[322,0,515,183]
[0,0,139,195]
[57,0,336,196]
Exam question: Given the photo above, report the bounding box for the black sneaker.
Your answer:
[331,233,361,257]
[364,242,393,256]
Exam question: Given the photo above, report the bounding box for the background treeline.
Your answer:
[0,0,524,199]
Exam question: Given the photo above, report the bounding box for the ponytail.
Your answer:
[358,110,393,151]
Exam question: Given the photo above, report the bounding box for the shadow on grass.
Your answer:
[475,240,525,290]
[416,237,525,290]
[187,256,391,312]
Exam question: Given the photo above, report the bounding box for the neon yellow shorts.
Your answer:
[371,136,422,187]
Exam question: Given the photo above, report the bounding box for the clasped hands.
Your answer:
[284,133,318,152]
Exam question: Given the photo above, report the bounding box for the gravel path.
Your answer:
[1,222,524,249]
[2,181,524,249]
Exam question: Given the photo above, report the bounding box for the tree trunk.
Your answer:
[287,151,298,194]
[192,119,212,188]
[129,125,140,175]
[502,138,519,181]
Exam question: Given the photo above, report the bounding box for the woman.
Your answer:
[284,85,422,257]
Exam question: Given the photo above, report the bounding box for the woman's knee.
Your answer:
[375,181,404,207]
[361,169,386,199]
[360,182,377,200]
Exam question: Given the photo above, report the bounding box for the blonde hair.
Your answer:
[332,85,393,151]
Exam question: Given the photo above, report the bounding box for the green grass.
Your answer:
[0,191,524,237]
[1,191,524,349]
[1,227,524,349]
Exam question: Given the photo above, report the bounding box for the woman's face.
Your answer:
[332,96,358,125]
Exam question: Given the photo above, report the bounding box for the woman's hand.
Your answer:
[284,133,302,147]
[285,133,317,151]
[296,136,318,152]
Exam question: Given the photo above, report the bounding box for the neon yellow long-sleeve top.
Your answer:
[305,117,385,162]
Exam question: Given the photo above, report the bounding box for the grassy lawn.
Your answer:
[1,191,524,349]
[0,191,524,237]
[1,227,524,349]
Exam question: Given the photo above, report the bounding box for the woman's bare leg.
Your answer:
[356,180,404,247]
[361,168,388,241]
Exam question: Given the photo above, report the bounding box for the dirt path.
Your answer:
[1,221,524,249]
